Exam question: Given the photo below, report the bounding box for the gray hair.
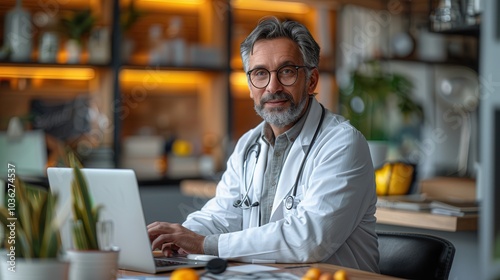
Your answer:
[240,16,320,73]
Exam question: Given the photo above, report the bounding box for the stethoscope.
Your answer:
[233,104,326,211]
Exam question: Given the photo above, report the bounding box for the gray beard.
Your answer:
[254,91,309,127]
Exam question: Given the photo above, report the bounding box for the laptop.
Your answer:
[47,167,208,273]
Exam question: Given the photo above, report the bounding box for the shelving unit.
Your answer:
[0,0,338,180]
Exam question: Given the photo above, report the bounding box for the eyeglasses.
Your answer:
[247,65,311,89]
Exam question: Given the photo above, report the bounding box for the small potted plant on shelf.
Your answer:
[65,155,119,280]
[60,9,96,63]
[0,179,69,280]
[120,0,143,63]
[339,60,424,167]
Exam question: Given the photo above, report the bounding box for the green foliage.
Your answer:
[0,180,61,259]
[69,154,103,250]
[60,9,96,44]
[121,0,143,32]
[339,61,423,141]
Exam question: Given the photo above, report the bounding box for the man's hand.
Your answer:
[147,222,205,257]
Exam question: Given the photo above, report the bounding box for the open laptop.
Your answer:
[47,167,208,273]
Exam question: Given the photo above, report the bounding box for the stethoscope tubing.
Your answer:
[236,104,326,210]
[285,105,325,210]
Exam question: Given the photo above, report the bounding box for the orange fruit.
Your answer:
[319,272,334,280]
[333,269,349,280]
[302,267,322,280]
[170,268,199,280]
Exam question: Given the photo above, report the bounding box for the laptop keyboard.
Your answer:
[155,258,188,267]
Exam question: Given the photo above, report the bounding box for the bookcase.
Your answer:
[0,0,338,179]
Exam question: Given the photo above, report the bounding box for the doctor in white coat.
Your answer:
[148,16,380,273]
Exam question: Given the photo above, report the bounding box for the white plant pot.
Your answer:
[65,39,82,64]
[65,249,119,280]
[0,258,69,280]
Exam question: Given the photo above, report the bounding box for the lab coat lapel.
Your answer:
[249,134,268,226]
[269,100,323,221]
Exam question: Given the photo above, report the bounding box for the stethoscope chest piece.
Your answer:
[285,195,295,210]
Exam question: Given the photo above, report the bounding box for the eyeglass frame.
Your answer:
[246,65,314,89]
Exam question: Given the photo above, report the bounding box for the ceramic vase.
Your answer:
[4,0,33,62]
[0,259,69,280]
[65,39,82,64]
[65,249,120,280]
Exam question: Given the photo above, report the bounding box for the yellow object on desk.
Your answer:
[375,162,415,196]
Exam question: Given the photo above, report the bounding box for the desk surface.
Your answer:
[118,263,400,279]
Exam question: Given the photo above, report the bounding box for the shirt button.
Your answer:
[275,152,281,157]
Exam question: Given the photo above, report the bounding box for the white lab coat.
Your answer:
[183,98,380,272]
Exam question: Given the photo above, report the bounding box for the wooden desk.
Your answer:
[118,263,400,279]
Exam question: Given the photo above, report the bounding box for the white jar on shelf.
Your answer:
[39,31,59,63]
[4,0,33,62]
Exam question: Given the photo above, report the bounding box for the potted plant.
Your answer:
[120,0,143,63]
[60,9,96,63]
[339,60,424,167]
[65,155,119,280]
[0,179,69,280]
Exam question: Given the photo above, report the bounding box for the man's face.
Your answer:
[247,38,318,128]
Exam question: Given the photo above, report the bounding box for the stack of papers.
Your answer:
[376,195,480,217]
[376,194,431,211]
[429,200,480,217]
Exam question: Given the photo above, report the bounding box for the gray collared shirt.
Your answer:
[259,102,310,225]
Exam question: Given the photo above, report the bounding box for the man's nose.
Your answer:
[266,71,283,92]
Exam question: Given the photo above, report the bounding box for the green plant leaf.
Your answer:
[69,155,101,250]
[339,60,421,141]
[72,219,89,250]
[40,192,60,258]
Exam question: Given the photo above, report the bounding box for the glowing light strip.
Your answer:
[230,71,248,87]
[0,67,95,80]
[231,0,309,14]
[120,69,205,84]
[138,0,205,5]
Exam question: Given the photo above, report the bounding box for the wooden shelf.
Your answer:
[375,207,478,232]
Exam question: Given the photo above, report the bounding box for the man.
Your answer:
[148,16,379,272]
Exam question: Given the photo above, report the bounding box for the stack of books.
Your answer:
[377,194,479,216]
[429,200,479,217]
[376,194,432,211]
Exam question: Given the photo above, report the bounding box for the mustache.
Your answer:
[260,92,294,106]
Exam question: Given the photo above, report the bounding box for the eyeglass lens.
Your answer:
[249,65,301,88]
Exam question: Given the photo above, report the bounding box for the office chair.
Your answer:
[377,231,456,280]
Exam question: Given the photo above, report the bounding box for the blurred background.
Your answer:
[0,0,498,279]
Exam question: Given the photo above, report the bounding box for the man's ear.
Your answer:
[307,68,319,94]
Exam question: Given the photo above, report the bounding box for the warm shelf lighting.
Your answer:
[231,0,309,14]
[120,69,206,85]
[138,0,205,5]
[230,71,248,87]
[0,67,95,80]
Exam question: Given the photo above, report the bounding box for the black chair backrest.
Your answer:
[377,231,456,280]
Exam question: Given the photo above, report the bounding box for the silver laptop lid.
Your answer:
[47,168,158,273]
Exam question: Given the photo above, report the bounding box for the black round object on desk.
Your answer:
[205,258,228,274]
